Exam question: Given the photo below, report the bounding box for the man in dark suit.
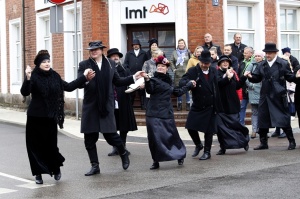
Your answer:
[230,33,247,63]
[123,39,148,109]
[179,50,223,160]
[78,41,143,176]
[223,44,239,72]
[202,33,222,57]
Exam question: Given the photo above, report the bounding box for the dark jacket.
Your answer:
[78,56,134,133]
[229,54,239,72]
[230,43,247,63]
[249,57,297,128]
[180,65,223,133]
[217,69,246,114]
[202,42,222,57]
[290,55,300,70]
[115,63,137,132]
[123,49,148,75]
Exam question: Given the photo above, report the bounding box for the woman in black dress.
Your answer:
[141,56,194,169]
[21,50,94,184]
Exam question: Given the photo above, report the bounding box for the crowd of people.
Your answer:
[21,33,300,184]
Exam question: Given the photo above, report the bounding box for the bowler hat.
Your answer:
[262,43,279,52]
[132,39,141,46]
[107,48,123,58]
[86,41,106,50]
[218,55,232,66]
[198,50,212,63]
[281,47,291,54]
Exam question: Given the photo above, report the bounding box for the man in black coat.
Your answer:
[123,39,148,109]
[179,50,223,160]
[230,33,247,63]
[245,43,300,150]
[281,47,299,70]
[78,41,143,176]
[223,44,239,72]
[106,48,138,156]
[202,33,222,57]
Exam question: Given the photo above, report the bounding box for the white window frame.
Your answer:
[36,10,52,56]
[223,0,265,51]
[63,2,83,98]
[0,0,8,93]
[9,18,22,94]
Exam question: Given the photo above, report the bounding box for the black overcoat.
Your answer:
[249,57,297,128]
[78,56,134,133]
[180,65,223,133]
[115,63,137,132]
[123,49,148,74]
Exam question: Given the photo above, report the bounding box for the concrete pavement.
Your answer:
[0,106,299,142]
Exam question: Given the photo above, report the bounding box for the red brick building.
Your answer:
[0,0,299,113]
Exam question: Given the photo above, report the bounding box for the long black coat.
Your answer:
[115,63,137,132]
[249,57,297,128]
[180,65,223,133]
[123,49,148,75]
[293,65,300,127]
[78,56,134,133]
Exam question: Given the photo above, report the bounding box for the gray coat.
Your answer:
[78,56,134,133]
[246,60,262,105]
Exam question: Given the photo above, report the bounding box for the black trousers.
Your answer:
[84,132,125,164]
[188,129,213,152]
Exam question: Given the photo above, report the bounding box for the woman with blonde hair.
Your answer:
[186,46,203,72]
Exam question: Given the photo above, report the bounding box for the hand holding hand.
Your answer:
[25,65,32,80]
[84,69,95,81]
[226,69,234,79]
[296,70,300,78]
[190,80,196,87]
[244,71,252,78]
[134,71,145,79]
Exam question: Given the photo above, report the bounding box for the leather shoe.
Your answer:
[192,143,204,157]
[199,152,211,160]
[35,175,43,184]
[253,144,268,150]
[288,141,296,150]
[150,162,159,170]
[108,147,119,156]
[278,132,287,138]
[120,151,130,170]
[271,130,280,137]
[85,164,100,176]
[178,159,184,165]
[244,144,249,151]
[216,149,226,155]
[54,169,61,181]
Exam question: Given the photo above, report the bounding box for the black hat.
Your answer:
[86,41,106,50]
[148,38,158,47]
[281,47,291,54]
[218,55,232,66]
[34,50,50,67]
[262,43,279,52]
[107,48,123,58]
[132,39,141,46]
[198,50,212,63]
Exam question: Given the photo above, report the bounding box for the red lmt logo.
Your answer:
[149,3,169,15]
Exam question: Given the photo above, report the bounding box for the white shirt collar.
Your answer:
[202,70,209,74]
[267,55,277,67]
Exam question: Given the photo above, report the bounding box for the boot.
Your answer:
[186,103,190,111]
[199,135,212,160]
[53,168,61,181]
[216,148,226,155]
[150,162,159,170]
[199,151,211,160]
[177,103,182,111]
[254,133,268,150]
[120,151,130,170]
[85,163,100,176]
[285,128,296,150]
[191,143,203,157]
[35,174,43,184]
[178,159,184,165]
[108,146,119,156]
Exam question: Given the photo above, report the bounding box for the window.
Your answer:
[227,4,254,47]
[36,11,52,56]
[280,8,300,60]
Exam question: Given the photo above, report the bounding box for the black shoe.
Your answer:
[192,143,204,157]
[186,103,190,111]
[199,152,211,160]
[150,162,159,170]
[35,175,43,184]
[54,169,61,181]
[278,132,287,138]
[178,159,184,165]
[177,103,182,111]
[108,147,119,156]
[85,164,100,176]
[216,149,226,155]
[244,144,249,151]
[288,140,296,150]
[271,131,280,137]
[120,151,130,170]
[253,144,268,150]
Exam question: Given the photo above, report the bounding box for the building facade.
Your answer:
[0,0,299,114]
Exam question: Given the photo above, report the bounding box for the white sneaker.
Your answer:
[291,116,295,121]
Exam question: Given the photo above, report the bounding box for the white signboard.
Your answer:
[120,0,175,24]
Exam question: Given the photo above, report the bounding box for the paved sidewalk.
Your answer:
[0,107,299,141]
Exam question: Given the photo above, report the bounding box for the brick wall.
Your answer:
[187,0,224,53]
[264,0,278,43]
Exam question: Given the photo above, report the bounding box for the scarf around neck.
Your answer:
[176,48,188,66]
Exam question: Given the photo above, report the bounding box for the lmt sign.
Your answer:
[125,6,147,19]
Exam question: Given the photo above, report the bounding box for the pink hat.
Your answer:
[254,51,265,58]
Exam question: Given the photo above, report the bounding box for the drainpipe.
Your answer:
[21,0,26,104]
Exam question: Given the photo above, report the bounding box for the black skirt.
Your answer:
[146,117,186,162]
[26,116,65,176]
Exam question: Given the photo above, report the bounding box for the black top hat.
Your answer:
[86,41,106,50]
[132,39,141,46]
[218,55,232,66]
[107,48,123,58]
[262,43,279,52]
[148,38,158,47]
[198,50,212,63]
